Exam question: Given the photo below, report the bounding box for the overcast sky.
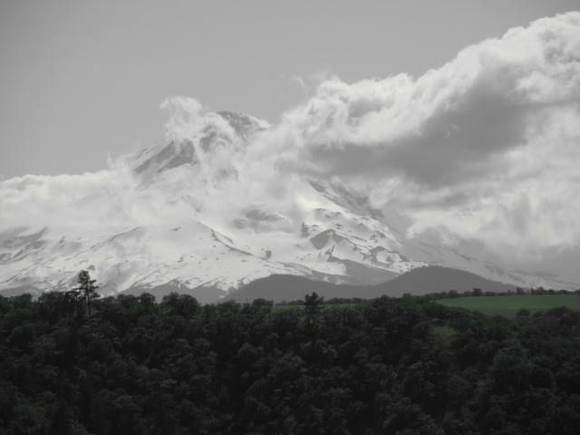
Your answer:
[1,0,578,177]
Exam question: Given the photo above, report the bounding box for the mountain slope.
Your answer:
[0,109,576,298]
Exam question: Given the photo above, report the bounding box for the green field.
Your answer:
[437,294,580,317]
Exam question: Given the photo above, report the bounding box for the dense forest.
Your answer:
[1,287,580,434]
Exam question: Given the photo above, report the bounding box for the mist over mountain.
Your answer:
[1,12,580,298]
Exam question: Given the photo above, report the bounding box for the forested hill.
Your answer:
[1,291,580,434]
[229,266,514,302]
[375,265,515,296]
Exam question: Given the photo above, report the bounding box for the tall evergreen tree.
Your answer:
[72,270,99,318]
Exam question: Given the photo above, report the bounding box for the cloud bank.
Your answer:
[275,11,580,255]
[1,12,580,279]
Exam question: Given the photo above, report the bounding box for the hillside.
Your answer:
[227,275,375,302]
[228,266,515,302]
[378,265,515,297]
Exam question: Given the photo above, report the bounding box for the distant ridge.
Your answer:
[226,275,377,303]
[228,266,515,302]
[376,265,514,297]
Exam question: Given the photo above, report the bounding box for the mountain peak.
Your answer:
[215,111,270,138]
[130,110,269,181]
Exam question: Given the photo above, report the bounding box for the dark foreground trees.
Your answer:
[0,292,579,434]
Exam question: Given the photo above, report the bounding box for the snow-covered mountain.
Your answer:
[0,109,577,301]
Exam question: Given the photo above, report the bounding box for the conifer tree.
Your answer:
[72,270,99,318]
[304,291,323,329]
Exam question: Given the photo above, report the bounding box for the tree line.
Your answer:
[1,275,579,434]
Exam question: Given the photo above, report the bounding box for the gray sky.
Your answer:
[1,0,578,177]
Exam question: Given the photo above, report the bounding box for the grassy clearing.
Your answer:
[436,294,580,317]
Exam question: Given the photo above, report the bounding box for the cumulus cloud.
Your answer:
[283,12,580,183]
[270,11,580,257]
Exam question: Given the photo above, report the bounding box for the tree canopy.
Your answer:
[0,290,579,434]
